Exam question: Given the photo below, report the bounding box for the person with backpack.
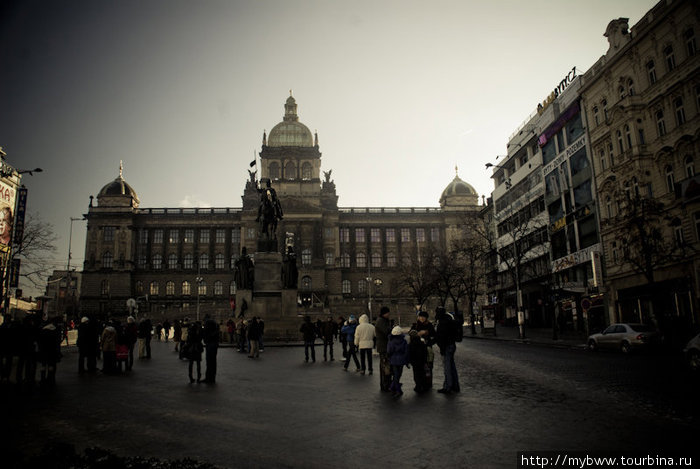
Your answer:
[341,315,360,372]
[435,306,460,394]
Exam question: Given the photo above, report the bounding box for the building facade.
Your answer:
[580,0,700,341]
[79,94,482,335]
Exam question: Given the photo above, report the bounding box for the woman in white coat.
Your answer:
[354,314,376,375]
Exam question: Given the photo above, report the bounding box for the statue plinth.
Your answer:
[253,251,283,292]
[257,237,278,253]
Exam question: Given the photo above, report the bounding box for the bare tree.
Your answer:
[395,244,438,311]
[12,212,58,291]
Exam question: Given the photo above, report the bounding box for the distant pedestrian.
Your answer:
[179,318,190,360]
[354,314,375,375]
[202,315,219,383]
[184,321,204,383]
[435,307,459,394]
[300,316,317,363]
[341,315,360,372]
[238,319,248,353]
[163,320,171,343]
[387,326,409,397]
[320,316,337,361]
[123,316,138,371]
[173,319,183,352]
[338,316,348,359]
[137,317,152,359]
[247,317,261,358]
[77,316,99,374]
[226,319,235,344]
[155,323,163,342]
[375,306,392,392]
[37,318,62,390]
[101,321,118,374]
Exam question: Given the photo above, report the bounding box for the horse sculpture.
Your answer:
[256,179,283,243]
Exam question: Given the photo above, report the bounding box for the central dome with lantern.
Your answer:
[439,167,479,210]
[267,92,314,147]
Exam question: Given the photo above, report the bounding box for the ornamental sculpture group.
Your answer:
[234,175,297,290]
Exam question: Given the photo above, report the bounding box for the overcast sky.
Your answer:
[0,0,658,297]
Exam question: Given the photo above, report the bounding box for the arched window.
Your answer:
[168,253,178,269]
[599,149,607,171]
[166,281,175,296]
[387,252,397,267]
[605,196,613,218]
[182,281,191,296]
[136,280,144,295]
[102,252,113,269]
[618,85,626,100]
[198,280,207,296]
[358,280,366,294]
[602,99,608,120]
[269,162,280,180]
[686,156,695,178]
[632,177,640,198]
[285,161,296,179]
[624,125,632,149]
[152,254,162,270]
[342,280,351,294]
[183,253,193,269]
[340,253,350,268]
[199,253,209,270]
[100,279,109,296]
[301,275,311,290]
[371,252,382,268]
[356,252,366,268]
[301,162,312,180]
[150,281,159,296]
[230,280,236,295]
[593,106,599,125]
[627,79,635,96]
[214,280,223,296]
[301,248,312,266]
[215,253,225,269]
[666,165,675,193]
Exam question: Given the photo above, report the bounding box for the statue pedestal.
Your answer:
[257,237,278,253]
[253,251,283,292]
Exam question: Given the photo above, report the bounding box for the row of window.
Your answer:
[103,248,413,270]
[591,27,696,127]
[267,161,314,180]
[596,87,699,172]
[340,278,384,295]
[135,228,241,245]
[339,227,440,244]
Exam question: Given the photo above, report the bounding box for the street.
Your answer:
[3,338,699,468]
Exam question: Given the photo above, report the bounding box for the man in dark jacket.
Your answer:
[77,316,99,373]
[435,306,459,394]
[138,317,152,359]
[300,315,317,363]
[320,316,337,361]
[375,306,392,392]
[202,315,219,383]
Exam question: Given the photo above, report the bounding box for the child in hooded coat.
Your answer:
[386,326,409,396]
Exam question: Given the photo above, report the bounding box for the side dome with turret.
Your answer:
[440,170,478,210]
[97,164,140,208]
[267,93,314,147]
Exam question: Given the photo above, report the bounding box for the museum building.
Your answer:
[79,94,482,335]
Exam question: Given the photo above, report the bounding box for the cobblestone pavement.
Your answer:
[4,337,699,468]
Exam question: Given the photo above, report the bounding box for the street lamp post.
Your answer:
[195,263,203,322]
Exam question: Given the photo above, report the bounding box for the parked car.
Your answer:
[683,333,700,372]
[587,323,662,353]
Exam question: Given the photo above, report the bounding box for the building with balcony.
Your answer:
[580,0,700,340]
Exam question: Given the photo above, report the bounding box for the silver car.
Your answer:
[587,323,662,353]
[683,333,700,372]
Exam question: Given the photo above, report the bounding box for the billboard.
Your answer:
[0,180,17,248]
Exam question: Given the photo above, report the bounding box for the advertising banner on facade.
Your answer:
[0,180,17,248]
[13,187,27,246]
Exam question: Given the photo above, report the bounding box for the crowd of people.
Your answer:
[299,305,462,398]
[1,305,461,399]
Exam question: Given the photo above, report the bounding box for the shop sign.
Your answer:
[552,244,601,273]
[537,66,577,115]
